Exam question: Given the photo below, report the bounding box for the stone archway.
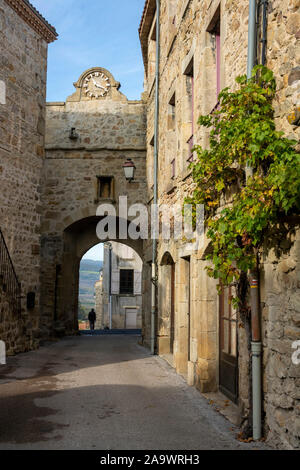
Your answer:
[40,215,144,338]
[40,66,147,340]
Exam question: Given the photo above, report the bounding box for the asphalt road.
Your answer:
[0,335,267,450]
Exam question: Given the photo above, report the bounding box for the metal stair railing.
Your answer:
[0,229,21,316]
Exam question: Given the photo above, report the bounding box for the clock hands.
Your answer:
[91,77,106,90]
[83,73,111,98]
[95,83,106,90]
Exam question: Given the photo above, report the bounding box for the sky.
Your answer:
[31,0,146,102]
[31,0,146,261]
[82,243,104,261]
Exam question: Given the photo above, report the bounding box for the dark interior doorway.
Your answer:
[219,286,238,403]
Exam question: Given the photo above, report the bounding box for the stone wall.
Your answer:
[0,0,56,353]
[94,275,103,329]
[0,285,21,355]
[140,0,300,448]
[261,232,300,448]
[41,68,147,338]
[101,242,143,330]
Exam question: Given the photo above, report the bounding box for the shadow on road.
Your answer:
[0,335,148,381]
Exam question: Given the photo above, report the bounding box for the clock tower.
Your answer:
[66,67,126,102]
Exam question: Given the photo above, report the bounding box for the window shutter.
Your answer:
[134,271,142,295]
[111,270,119,294]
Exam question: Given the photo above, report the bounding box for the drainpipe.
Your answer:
[246,0,257,180]
[247,0,257,80]
[151,0,160,355]
[247,0,262,441]
[260,0,268,66]
[250,267,262,440]
[108,243,112,330]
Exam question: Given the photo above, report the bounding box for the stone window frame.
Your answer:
[119,269,134,295]
[171,158,176,180]
[168,92,176,131]
[147,12,157,95]
[167,0,179,57]
[148,135,155,193]
[183,56,195,166]
[0,80,6,105]
[95,176,115,203]
[206,3,222,109]
[167,90,177,182]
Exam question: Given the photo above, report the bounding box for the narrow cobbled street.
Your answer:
[0,335,268,450]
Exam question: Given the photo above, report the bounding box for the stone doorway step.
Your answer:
[160,353,174,368]
[202,391,241,426]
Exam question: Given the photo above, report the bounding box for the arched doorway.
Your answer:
[40,215,144,338]
[78,243,103,331]
[78,241,143,332]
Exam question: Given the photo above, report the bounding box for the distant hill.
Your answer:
[80,259,103,272]
[79,259,103,314]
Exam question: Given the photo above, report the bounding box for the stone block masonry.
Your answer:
[40,67,147,339]
[0,0,56,354]
[0,0,298,452]
[140,0,300,449]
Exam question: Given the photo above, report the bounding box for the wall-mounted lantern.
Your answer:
[123,158,136,182]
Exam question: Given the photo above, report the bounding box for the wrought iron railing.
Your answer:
[0,229,21,316]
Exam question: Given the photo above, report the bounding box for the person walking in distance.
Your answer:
[88,308,96,331]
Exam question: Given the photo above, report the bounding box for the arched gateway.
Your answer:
[39,68,147,338]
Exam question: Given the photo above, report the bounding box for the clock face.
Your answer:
[82,72,111,98]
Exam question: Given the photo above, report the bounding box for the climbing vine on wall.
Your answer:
[186,66,300,297]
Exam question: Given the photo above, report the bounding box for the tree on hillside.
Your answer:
[78,301,88,321]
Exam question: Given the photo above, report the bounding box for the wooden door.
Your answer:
[125,309,137,329]
[219,286,238,403]
[170,263,175,353]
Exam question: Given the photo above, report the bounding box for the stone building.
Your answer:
[40,67,147,339]
[0,0,57,354]
[0,0,299,451]
[94,271,103,329]
[139,0,300,449]
[100,242,143,330]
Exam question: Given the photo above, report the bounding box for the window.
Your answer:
[168,93,176,181]
[119,269,134,295]
[148,136,155,192]
[171,158,176,179]
[147,14,157,88]
[168,93,176,131]
[167,1,177,56]
[215,22,221,98]
[97,176,114,199]
[207,5,221,102]
[183,58,194,163]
